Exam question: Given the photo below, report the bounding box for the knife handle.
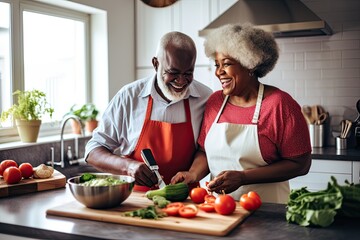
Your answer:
[140,149,159,171]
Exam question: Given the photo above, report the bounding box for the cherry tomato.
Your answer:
[240,191,262,211]
[162,202,184,216]
[190,187,208,204]
[3,166,22,184]
[19,163,33,179]
[0,159,18,176]
[204,194,216,204]
[198,203,215,212]
[214,194,236,215]
[178,204,198,218]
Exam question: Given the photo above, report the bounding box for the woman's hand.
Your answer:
[207,170,244,194]
[170,171,196,184]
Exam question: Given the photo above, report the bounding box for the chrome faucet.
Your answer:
[48,114,84,168]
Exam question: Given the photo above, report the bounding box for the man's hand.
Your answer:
[128,161,159,187]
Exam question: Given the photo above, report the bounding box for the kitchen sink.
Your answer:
[53,158,100,179]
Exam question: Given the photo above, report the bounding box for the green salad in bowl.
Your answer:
[67,173,135,209]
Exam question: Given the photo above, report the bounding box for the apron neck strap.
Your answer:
[145,96,153,121]
[214,83,264,124]
[251,83,264,124]
[214,95,229,123]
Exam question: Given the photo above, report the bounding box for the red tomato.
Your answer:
[214,195,236,215]
[19,163,33,179]
[190,187,208,204]
[178,205,198,218]
[0,159,18,176]
[162,202,184,216]
[198,203,215,212]
[240,191,262,211]
[3,166,22,184]
[204,194,216,204]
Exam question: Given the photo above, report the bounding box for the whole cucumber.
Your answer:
[145,182,189,201]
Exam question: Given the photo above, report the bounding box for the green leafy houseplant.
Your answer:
[66,103,98,121]
[0,89,54,142]
[65,103,99,133]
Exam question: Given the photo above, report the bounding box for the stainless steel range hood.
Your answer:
[199,0,332,38]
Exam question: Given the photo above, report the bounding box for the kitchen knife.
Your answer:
[140,149,166,188]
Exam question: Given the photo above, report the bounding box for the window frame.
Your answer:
[0,0,91,143]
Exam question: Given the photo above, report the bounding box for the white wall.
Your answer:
[136,0,360,146]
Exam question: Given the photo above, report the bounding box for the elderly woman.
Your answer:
[171,24,312,203]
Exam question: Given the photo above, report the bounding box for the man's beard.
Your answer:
[156,66,189,102]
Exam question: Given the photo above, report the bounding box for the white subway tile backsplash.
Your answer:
[295,62,305,70]
[334,87,360,97]
[306,88,335,97]
[342,49,360,59]
[342,30,360,40]
[333,78,360,88]
[283,69,321,80]
[322,68,360,79]
[306,60,342,69]
[343,59,360,68]
[283,42,322,52]
[295,52,304,61]
[278,52,295,62]
[305,51,341,60]
[322,40,360,51]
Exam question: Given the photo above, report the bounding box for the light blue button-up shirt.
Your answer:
[85,75,212,158]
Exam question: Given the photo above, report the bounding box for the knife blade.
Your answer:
[140,149,166,188]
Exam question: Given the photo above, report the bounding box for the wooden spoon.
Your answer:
[343,120,352,138]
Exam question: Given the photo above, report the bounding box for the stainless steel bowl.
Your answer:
[67,173,135,209]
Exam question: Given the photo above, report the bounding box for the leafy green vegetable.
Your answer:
[80,173,97,183]
[331,177,360,218]
[79,177,126,186]
[123,205,166,219]
[286,176,360,227]
[152,195,171,208]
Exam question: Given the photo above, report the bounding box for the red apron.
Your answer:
[128,96,197,192]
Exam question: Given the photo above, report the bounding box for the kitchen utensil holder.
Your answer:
[309,124,324,147]
[336,137,347,150]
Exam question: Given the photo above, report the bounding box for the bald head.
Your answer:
[155,31,197,61]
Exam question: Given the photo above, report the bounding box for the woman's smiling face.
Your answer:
[214,52,251,96]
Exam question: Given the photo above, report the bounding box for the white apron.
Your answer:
[204,83,290,203]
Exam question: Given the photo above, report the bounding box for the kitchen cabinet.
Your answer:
[289,159,359,192]
[135,0,237,90]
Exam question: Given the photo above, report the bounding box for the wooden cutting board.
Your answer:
[47,192,251,236]
[0,170,66,197]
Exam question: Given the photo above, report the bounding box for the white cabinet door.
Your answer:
[289,159,353,191]
[353,161,360,184]
[135,0,237,78]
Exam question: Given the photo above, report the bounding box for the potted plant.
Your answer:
[0,89,54,142]
[65,103,99,133]
[82,103,99,133]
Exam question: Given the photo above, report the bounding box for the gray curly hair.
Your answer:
[204,23,279,78]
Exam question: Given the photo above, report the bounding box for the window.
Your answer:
[0,2,11,127]
[0,0,90,142]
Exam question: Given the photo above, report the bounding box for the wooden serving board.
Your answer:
[47,192,251,236]
[0,170,66,197]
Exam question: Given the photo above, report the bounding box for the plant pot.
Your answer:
[85,119,98,133]
[71,119,82,134]
[15,119,41,143]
